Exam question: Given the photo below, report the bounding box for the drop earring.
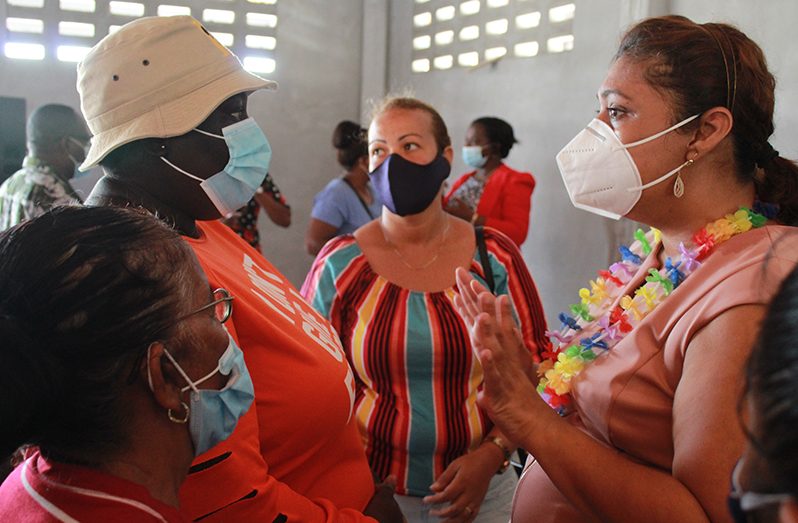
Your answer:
[673,157,695,198]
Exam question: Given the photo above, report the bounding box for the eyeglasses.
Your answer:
[178,288,234,324]
[730,457,792,514]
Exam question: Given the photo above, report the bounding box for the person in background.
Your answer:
[305,120,381,255]
[302,97,549,523]
[77,15,400,523]
[454,15,798,523]
[0,206,251,522]
[224,172,291,251]
[0,104,89,231]
[731,264,798,523]
[443,117,535,246]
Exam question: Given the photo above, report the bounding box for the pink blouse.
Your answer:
[513,225,798,522]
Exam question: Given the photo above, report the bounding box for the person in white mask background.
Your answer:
[0,206,250,522]
[0,104,89,232]
[302,97,550,523]
[454,15,798,523]
[443,117,535,246]
[79,16,401,523]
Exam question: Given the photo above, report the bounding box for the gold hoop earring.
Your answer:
[673,157,695,198]
[168,401,190,424]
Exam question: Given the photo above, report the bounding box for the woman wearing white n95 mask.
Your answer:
[454,15,798,523]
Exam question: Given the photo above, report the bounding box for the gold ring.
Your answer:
[464,506,474,517]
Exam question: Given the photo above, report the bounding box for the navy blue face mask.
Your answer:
[369,153,450,216]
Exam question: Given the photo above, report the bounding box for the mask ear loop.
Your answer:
[146,345,192,424]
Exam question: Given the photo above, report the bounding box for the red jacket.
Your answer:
[444,163,535,246]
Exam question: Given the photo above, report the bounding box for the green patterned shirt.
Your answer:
[0,156,82,231]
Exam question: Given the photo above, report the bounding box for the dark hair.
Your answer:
[617,16,798,225]
[746,263,798,499]
[27,104,86,152]
[471,117,518,158]
[371,96,452,153]
[332,120,367,170]
[0,206,193,464]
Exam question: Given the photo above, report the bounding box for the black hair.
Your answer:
[332,120,367,170]
[745,263,798,498]
[471,117,518,159]
[617,16,798,225]
[0,206,193,464]
[27,104,87,155]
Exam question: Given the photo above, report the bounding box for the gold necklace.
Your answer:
[381,218,451,270]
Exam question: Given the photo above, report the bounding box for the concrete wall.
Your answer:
[1,0,796,306]
[0,0,364,287]
[385,0,798,325]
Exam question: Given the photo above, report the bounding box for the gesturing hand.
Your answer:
[453,268,548,445]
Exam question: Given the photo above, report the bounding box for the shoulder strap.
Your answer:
[341,177,376,219]
[475,225,495,293]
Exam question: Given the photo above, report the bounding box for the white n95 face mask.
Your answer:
[556,114,699,220]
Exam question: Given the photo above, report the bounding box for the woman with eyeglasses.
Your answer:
[0,206,252,522]
[731,264,798,523]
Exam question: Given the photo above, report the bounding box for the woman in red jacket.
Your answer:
[443,117,535,246]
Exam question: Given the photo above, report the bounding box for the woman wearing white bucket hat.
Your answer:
[77,15,401,523]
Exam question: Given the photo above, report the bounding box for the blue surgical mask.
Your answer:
[462,145,488,169]
[161,118,272,216]
[161,333,255,456]
[369,153,450,216]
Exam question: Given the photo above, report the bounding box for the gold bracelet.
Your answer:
[483,436,511,474]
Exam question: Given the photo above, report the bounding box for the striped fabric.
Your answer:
[301,228,548,496]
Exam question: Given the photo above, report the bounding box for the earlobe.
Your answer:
[143,342,183,412]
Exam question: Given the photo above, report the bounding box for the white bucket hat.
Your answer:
[77,15,276,170]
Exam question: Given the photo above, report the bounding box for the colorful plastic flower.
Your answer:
[598,269,623,287]
[569,302,593,322]
[727,209,754,233]
[646,268,674,295]
[678,243,701,272]
[619,245,643,265]
[620,295,643,321]
[634,228,652,255]
[554,351,585,378]
[544,368,571,395]
[558,312,581,331]
[635,286,658,310]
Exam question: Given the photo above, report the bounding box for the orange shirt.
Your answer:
[179,220,376,522]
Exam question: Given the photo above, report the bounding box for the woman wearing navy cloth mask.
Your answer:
[0,206,253,522]
[443,117,535,246]
[305,120,382,255]
[302,97,549,523]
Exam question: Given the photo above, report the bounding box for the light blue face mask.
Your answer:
[462,145,488,169]
[161,117,272,216]
[161,333,255,456]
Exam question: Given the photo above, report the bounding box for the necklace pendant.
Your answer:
[673,174,685,198]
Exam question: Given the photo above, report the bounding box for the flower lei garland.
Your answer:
[537,207,768,414]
